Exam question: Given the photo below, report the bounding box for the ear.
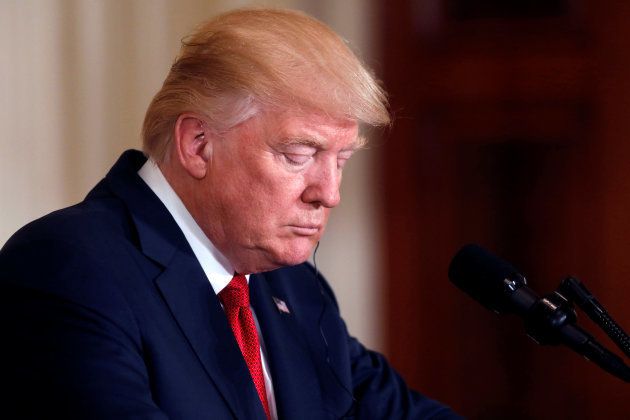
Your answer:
[173,113,213,179]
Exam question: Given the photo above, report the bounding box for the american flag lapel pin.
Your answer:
[272,296,290,314]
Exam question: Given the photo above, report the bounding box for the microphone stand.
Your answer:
[523,277,630,383]
[559,277,630,359]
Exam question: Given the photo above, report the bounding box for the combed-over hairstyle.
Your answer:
[142,8,390,162]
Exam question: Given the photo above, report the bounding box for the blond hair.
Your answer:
[142,8,390,162]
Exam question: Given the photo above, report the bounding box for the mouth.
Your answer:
[288,224,322,236]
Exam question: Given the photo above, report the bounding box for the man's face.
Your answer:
[196,109,360,274]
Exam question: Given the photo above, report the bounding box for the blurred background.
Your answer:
[1,0,629,418]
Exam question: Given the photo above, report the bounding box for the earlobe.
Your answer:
[174,114,211,179]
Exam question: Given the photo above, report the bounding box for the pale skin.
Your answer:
[160,108,360,274]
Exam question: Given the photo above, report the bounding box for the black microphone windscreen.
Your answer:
[448,244,529,314]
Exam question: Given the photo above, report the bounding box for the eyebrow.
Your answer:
[278,135,366,151]
[353,135,367,150]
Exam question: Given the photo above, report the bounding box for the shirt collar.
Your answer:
[138,158,246,294]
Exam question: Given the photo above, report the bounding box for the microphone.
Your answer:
[448,244,630,382]
[448,244,538,316]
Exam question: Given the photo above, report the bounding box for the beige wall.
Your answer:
[0,0,384,351]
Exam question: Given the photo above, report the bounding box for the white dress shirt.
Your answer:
[138,159,278,419]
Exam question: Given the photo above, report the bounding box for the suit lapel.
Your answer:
[250,273,328,420]
[102,150,266,420]
[154,256,266,420]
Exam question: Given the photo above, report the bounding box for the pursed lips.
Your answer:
[287,223,322,236]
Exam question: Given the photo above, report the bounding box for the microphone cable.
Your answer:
[313,242,358,418]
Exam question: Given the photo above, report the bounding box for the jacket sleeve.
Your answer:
[347,336,463,419]
[314,267,463,420]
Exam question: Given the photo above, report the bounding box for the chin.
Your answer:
[275,253,310,268]
[273,244,315,268]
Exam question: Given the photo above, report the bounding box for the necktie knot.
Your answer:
[219,274,249,308]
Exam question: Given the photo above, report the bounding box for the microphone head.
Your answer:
[448,244,530,314]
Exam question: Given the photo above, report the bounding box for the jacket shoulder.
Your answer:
[2,187,133,257]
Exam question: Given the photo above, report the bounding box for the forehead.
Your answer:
[260,109,360,149]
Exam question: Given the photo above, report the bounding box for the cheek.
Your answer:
[255,172,306,207]
[223,158,308,225]
[233,183,290,226]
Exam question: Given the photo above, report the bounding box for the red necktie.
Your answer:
[219,274,271,420]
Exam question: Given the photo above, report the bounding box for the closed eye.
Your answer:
[280,143,318,167]
[284,153,312,166]
[337,150,356,169]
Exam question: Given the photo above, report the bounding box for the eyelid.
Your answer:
[337,150,356,169]
[282,143,318,155]
[279,144,317,167]
[284,153,311,165]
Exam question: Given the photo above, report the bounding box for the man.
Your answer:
[0,8,460,420]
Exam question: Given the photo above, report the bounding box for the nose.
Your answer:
[301,159,341,208]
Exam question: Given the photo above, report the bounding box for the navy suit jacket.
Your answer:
[0,150,460,419]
